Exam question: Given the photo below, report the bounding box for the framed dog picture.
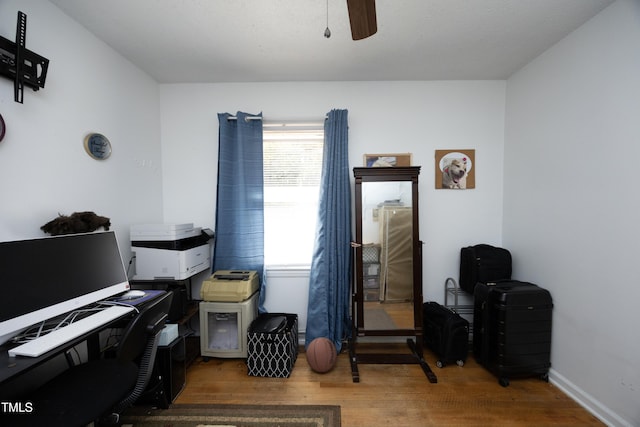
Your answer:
[364,153,412,167]
[435,149,475,189]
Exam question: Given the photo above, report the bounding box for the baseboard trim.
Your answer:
[549,368,631,427]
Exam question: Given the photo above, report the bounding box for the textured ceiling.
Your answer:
[49,0,614,83]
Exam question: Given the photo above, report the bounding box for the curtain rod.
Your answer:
[227,116,263,121]
[227,115,328,122]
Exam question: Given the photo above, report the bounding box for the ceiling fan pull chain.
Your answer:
[324,0,331,38]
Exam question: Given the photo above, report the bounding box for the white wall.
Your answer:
[504,1,639,426]
[159,80,506,317]
[5,0,635,424]
[0,0,163,264]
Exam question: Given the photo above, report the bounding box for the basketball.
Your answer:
[306,337,337,373]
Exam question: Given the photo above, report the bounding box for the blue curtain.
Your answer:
[305,109,351,352]
[213,111,267,312]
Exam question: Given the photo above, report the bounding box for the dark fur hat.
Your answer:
[41,211,111,236]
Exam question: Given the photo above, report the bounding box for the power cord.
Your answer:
[126,254,136,279]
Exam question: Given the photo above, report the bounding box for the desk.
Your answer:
[0,291,165,394]
[129,279,192,322]
[0,310,131,390]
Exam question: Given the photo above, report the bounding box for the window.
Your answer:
[263,123,324,267]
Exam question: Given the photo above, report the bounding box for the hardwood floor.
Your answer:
[175,342,604,426]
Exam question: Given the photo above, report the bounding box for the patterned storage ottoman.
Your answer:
[247,313,298,378]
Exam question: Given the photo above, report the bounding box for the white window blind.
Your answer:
[263,124,324,267]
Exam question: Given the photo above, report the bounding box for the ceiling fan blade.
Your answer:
[346,0,377,40]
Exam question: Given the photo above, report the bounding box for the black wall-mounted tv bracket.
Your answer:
[0,11,49,103]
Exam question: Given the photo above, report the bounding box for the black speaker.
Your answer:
[157,336,186,404]
[138,335,186,409]
[167,287,188,321]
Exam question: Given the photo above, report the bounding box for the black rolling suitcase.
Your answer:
[473,280,552,386]
[423,302,469,368]
[459,244,512,294]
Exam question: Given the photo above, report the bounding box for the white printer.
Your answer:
[130,223,213,280]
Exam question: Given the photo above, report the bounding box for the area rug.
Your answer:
[120,403,341,427]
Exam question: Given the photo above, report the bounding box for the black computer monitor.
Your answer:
[0,231,130,345]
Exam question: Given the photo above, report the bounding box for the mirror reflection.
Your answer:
[361,181,413,330]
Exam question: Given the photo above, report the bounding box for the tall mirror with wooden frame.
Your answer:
[350,166,436,383]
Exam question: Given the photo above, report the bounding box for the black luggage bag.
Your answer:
[423,302,469,368]
[459,244,512,294]
[473,280,552,386]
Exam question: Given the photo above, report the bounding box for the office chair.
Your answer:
[7,291,173,427]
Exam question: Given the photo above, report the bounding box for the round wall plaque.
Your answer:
[84,133,112,160]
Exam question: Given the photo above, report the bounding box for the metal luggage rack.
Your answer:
[443,277,474,338]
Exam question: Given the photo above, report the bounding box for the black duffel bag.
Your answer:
[459,244,512,294]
